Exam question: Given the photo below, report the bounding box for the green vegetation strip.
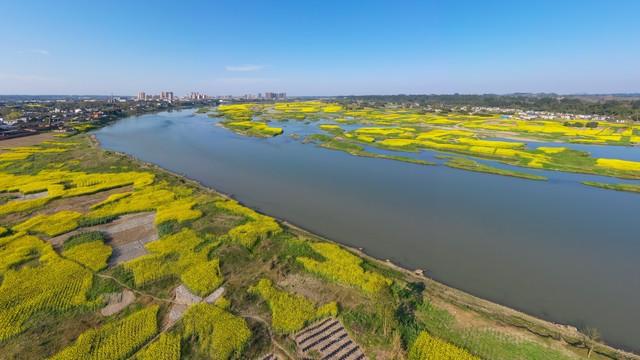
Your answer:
[307,134,434,166]
[443,157,547,181]
[582,181,640,193]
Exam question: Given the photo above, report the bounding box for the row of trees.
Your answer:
[336,94,640,120]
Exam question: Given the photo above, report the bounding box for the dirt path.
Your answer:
[95,273,176,304]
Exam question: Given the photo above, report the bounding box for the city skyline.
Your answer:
[1,0,639,95]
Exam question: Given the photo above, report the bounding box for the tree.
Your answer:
[582,327,601,358]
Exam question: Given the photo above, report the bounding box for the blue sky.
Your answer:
[1,0,639,96]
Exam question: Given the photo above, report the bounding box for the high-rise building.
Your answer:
[137,92,146,101]
[160,91,174,101]
[263,92,286,100]
[189,92,208,100]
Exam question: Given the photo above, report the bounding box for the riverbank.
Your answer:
[92,133,639,359]
[93,109,640,354]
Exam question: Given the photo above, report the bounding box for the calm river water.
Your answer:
[96,109,640,351]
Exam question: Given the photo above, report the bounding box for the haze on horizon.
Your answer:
[1,0,638,96]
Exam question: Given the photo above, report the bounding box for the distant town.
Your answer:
[0,90,288,140]
[135,91,287,102]
[1,92,638,142]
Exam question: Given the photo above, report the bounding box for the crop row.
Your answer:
[181,303,251,359]
[52,305,159,360]
[0,234,94,340]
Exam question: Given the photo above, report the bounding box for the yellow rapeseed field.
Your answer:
[249,278,338,334]
[52,305,159,360]
[0,235,94,340]
[124,229,221,296]
[215,199,281,248]
[596,158,640,172]
[297,242,391,294]
[408,331,479,360]
[181,303,251,359]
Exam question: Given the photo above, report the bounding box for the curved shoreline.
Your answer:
[90,134,639,359]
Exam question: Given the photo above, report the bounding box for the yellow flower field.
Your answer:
[297,242,391,294]
[52,305,159,360]
[249,278,338,334]
[408,331,479,360]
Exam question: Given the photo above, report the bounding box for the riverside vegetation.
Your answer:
[214,101,640,190]
[0,132,636,359]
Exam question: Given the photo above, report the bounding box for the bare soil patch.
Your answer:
[279,273,366,308]
[3,185,133,225]
[49,211,158,265]
[44,185,133,214]
[163,284,225,330]
[0,133,54,148]
[100,290,135,316]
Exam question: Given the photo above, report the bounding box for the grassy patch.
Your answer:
[63,231,106,251]
[444,157,547,181]
[582,181,640,193]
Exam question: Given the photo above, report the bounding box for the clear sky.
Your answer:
[1,0,639,96]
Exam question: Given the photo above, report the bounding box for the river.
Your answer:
[95,109,640,351]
